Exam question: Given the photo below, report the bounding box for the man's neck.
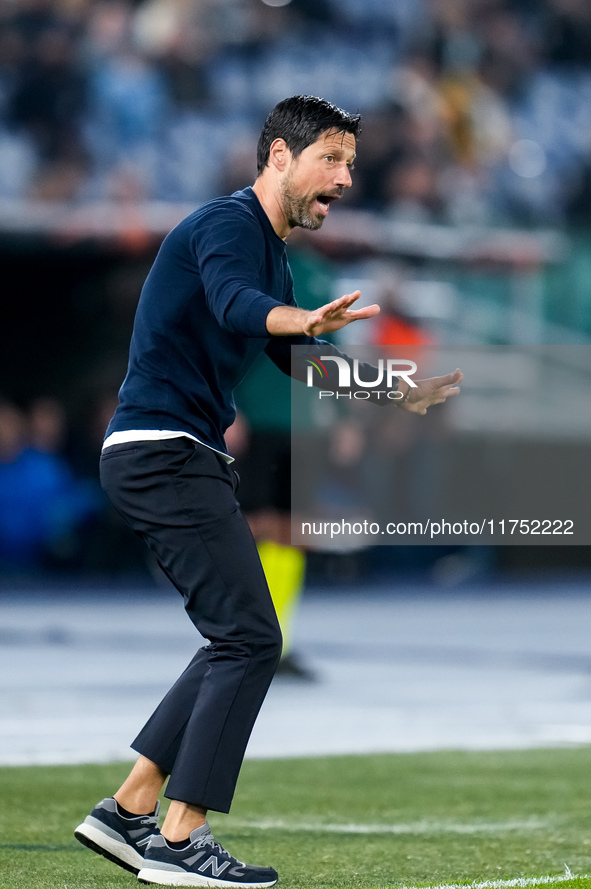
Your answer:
[252,178,291,240]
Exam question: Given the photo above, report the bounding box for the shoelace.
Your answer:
[193,834,229,855]
[192,832,245,863]
[140,814,160,830]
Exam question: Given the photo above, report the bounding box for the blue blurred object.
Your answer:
[0,444,99,570]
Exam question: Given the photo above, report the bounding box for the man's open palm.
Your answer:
[401,369,464,414]
[303,291,380,337]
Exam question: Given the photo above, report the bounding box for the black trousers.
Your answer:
[99,438,282,813]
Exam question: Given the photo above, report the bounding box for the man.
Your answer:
[74,95,463,888]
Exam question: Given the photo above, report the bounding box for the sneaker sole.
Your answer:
[74,821,145,875]
[138,868,277,888]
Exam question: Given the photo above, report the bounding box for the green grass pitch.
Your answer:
[1,747,591,889]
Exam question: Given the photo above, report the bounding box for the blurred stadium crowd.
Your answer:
[1,0,591,225]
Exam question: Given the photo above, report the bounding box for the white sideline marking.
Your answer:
[229,818,551,835]
[396,873,581,889]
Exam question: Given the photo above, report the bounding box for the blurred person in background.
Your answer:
[227,247,339,681]
[223,400,312,680]
[0,396,99,573]
[28,395,68,454]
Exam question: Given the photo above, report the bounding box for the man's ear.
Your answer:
[268,138,290,172]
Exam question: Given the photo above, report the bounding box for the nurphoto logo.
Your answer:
[305,355,418,400]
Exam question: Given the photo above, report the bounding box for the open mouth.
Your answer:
[315,194,339,215]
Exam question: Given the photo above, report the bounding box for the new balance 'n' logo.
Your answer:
[198,855,231,877]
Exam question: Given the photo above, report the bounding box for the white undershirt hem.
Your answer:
[101,430,234,463]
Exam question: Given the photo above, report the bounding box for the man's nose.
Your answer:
[336,163,352,188]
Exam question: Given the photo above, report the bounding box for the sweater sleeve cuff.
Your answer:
[243,294,285,337]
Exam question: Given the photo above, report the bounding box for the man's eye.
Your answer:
[324,156,334,162]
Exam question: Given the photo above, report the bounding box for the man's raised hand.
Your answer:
[302,291,380,337]
[266,291,379,337]
[399,368,464,415]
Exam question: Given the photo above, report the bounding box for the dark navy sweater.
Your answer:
[106,187,320,455]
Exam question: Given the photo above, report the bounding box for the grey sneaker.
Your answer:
[138,821,278,887]
[75,797,160,874]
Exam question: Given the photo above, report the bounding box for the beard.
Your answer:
[279,173,325,231]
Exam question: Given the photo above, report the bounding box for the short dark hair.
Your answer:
[256,95,361,175]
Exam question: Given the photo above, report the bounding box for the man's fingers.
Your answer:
[346,303,380,320]
[326,291,361,313]
[434,368,463,386]
[306,292,380,334]
[404,368,463,413]
[429,369,463,397]
[313,291,360,320]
